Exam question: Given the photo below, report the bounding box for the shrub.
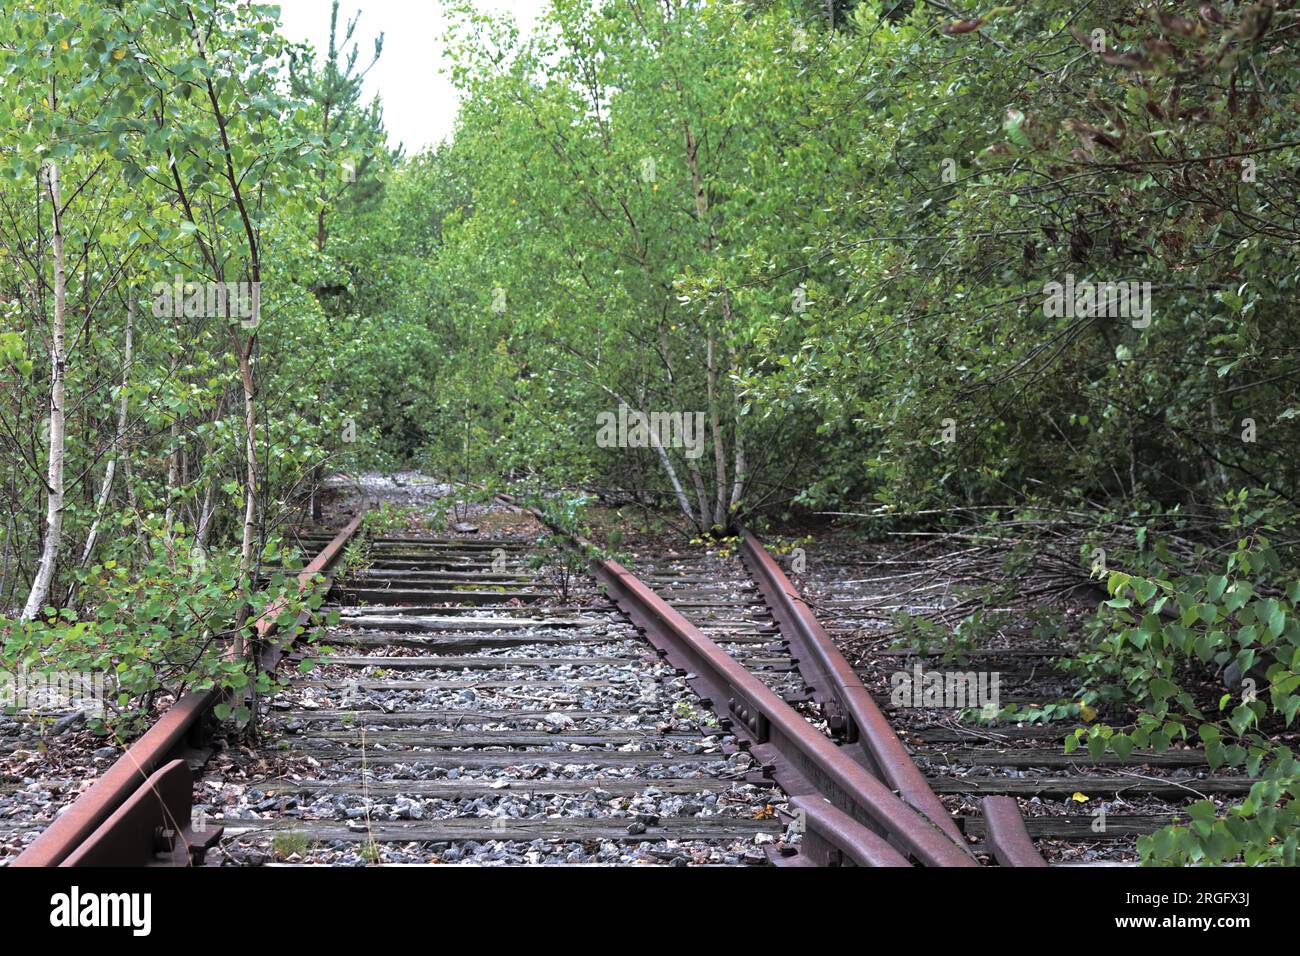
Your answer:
[1064,494,1300,864]
[0,516,330,738]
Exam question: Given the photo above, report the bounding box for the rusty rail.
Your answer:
[740,530,968,847]
[981,796,1049,867]
[12,511,366,867]
[740,529,1047,867]
[11,690,222,867]
[496,492,1041,866]
[61,760,219,867]
[592,559,975,867]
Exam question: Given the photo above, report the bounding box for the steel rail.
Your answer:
[981,796,1049,867]
[739,530,970,848]
[12,511,366,867]
[740,529,1047,867]
[496,493,968,865]
[496,492,1020,866]
[61,760,213,867]
[11,690,222,867]
[786,794,914,867]
[592,559,975,867]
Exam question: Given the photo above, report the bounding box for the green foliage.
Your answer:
[528,535,590,605]
[271,830,315,861]
[526,492,594,542]
[0,1,1297,875]
[0,2,404,747]
[524,493,600,604]
[363,501,420,536]
[1064,493,1300,863]
[287,0,392,254]
[1069,521,1300,758]
[893,608,1010,667]
[367,0,1300,530]
[358,839,382,864]
[0,0,370,612]
[0,518,327,736]
[324,150,466,467]
[1139,749,1299,867]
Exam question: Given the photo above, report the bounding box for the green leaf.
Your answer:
[1086,732,1108,761]
[1229,704,1256,736]
[1110,733,1134,761]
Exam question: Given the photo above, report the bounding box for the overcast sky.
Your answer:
[273,0,547,152]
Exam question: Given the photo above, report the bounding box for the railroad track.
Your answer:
[211,532,791,866]
[14,495,1233,867]
[618,534,1029,865]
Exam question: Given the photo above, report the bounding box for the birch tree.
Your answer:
[20,161,66,619]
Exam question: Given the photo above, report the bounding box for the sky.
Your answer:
[273,0,547,152]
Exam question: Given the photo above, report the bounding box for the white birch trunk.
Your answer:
[22,163,67,620]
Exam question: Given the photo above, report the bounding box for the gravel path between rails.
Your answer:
[207,516,795,866]
[0,473,537,865]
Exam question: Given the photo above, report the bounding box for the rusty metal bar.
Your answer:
[12,691,218,867]
[739,530,969,849]
[256,511,367,674]
[742,530,1047,867]
[787,795,911,867]
[981,796,1048,867]
[13,511,366,868]
[592,559,975,867]
[61,760,222,867]
[255,511,367,644]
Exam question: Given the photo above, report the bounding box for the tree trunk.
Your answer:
[598,381,696,526]
[196,477,215,548]
[233,342,258,658]
[164,417,181,536]
[310,463,324,522]
[726,341,746,510]
[657,321,711,528]
[73,296,133,596]
[704,329,728,528]
[22,162,67,620]
[729,418,747,511]
[683,122,736,530]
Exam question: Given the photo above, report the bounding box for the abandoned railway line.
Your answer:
[0,498,1253,868]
